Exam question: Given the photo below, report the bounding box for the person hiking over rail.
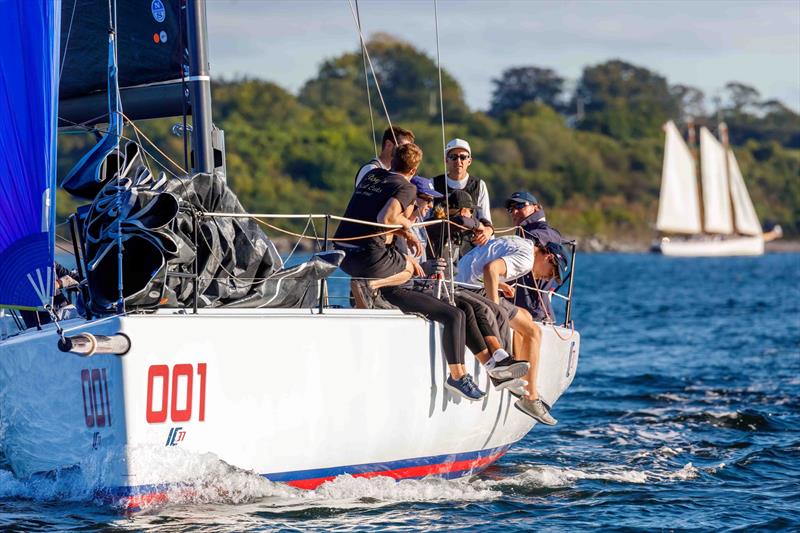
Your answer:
[335,143,424,308]
[506,191,564,323]
[456,236,569,425]
[338,151,486,401]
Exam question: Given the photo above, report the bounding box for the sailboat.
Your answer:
[0,0,581,511]
[654,120,775,257]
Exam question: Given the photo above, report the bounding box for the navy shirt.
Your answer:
[334,169,416,248]
[512,210,563,322]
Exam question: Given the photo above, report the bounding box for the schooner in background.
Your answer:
[653,120,781,257]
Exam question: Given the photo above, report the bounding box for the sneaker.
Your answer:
[372,290,396,310]
[490,376,528,396]
[445,374,486,401]
[487,357,530,380]
[514,397,558,425]
[350,279,374,309]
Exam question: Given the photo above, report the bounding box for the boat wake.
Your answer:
[0,452,700,515]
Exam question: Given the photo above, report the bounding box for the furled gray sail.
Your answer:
[81,148,341,312]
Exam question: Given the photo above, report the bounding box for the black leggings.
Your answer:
[381,286,466,366]
[455,293,491,355]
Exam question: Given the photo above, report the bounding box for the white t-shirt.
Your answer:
[355,158,388,187]
[455,236,534,285]
[446,174,492,224]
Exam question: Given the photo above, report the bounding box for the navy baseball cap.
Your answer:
[411,176,443,198]
[506,191,539,208]
[447,189,474,210]
[544,241,569,282]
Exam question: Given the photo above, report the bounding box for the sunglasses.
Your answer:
[506,202,531,213]
[447,154,470,162]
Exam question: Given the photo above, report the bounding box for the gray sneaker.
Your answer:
[514,397,558,425]
[487,357,530,380]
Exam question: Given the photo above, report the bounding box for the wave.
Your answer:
[477,462,699,493]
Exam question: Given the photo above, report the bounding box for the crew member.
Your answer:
[354,126,415,187]
[431,138,493,251]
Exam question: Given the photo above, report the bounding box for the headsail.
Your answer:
[59,0,185,125]
[656,121,702,234]
[0,0,61,310]
[727,149,761,236]
[699,127,733,234]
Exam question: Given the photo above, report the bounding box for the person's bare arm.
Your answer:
[482,258,507,304]
[378,198,421,256]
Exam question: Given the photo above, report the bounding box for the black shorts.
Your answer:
[339,244,407,280]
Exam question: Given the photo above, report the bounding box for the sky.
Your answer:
[205,0,800,113]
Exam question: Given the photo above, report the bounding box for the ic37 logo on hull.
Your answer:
[166,427,186,446]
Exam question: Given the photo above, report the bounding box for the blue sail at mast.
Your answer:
[0,0,61,310]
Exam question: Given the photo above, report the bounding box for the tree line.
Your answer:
[57,34,800,243]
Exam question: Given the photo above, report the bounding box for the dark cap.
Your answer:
[410,175,443,198]
[544,241,569,282]
[447,189,474,210]
[505,191,539,209]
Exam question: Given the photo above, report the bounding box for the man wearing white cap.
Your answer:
[432,138,494,250]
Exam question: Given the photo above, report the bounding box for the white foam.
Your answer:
[482,465,648,488]
[659,463,699,481]
[312,475,498,502]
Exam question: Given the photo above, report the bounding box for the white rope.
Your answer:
[203,212,445,230]
[514,282,571,301]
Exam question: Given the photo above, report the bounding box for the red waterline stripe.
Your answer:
[118,450,506,510]
[285,450,505,490]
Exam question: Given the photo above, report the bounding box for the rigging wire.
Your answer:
[433,0,455,303]
[345,0,397,146]
[355,0,379,158]
[59,0,78,78]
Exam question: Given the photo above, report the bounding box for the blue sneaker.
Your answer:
[445,374,486,401]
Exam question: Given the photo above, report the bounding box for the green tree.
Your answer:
[489,66,565,117]
[299,33,468,123]
[575,60,679,140]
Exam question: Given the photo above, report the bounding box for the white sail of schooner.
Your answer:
[654,120,772,257]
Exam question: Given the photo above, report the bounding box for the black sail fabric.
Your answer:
[59,0,185,124]
[80,147,341,312]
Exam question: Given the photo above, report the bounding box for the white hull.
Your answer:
[656,235,764,257]
[0,308,580,509]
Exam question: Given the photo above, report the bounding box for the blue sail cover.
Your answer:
[0,0,61,309]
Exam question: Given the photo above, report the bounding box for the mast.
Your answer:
[186,0,214,175]
[719,122,737,235]
[686,118,705,233]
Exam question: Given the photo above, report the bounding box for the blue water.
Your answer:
[1,253,798,530]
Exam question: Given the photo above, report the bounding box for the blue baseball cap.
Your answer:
[411,176,443,198]
[544,241,569,282]
[506,191,539,208]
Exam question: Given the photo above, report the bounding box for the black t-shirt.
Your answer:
[334,169,416,248]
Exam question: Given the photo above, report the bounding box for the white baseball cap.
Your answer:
[445,138,471,156]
